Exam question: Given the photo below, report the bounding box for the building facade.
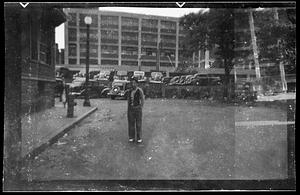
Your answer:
[62,8,187,73]
[19,5,66,114]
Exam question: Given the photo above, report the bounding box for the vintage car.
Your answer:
[162,77,172,85]
[69,78,108,99]
[106,80,131,100]
[183,75,195,85]
[190,74,222,86]
[168,76,180,85]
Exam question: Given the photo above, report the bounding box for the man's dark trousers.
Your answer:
[128,107,142,140]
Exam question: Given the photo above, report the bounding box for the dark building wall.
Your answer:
[20,7,65,115]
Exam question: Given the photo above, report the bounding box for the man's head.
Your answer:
[130,77,138,89]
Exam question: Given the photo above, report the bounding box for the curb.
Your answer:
[22,107,98,162]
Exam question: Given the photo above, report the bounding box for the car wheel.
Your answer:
[102,91,108,98]
[111,96,115,100]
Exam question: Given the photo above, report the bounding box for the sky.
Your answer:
[55,7,206,49]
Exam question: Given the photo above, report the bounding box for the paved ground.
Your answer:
[21,98,290,181]
[21,99,96,158]
[257,92,296,102]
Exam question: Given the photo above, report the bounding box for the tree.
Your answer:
[180,8,236,100]
[255,8,296,92]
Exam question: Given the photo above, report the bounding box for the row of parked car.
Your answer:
[165,73,223,86]
[55,73,257,102]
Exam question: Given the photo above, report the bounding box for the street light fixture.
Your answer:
[83,16,92,107]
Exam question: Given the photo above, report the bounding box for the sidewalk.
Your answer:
[257,92,296,102]
[22,98,97,160]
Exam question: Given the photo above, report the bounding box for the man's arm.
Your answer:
[140,88,145,107]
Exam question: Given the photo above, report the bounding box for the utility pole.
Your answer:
[156,40,162,72]
[249,9,262,94]
[274,8,287,93]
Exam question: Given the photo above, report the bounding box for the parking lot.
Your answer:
[22,98,288,180]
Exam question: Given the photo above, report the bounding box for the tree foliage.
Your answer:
[255,8,296,75]
[180,8,236,99]
[180,9,236,68]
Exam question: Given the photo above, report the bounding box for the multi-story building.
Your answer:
[61,8,187,74]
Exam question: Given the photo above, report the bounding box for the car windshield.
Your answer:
[113,82,125,87]
[72,81,84,87]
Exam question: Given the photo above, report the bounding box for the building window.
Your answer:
[68,43,77,56]
[141,48,157,56]
[121,32,138,41]
[141,33,157,42]
[161,49,175,58]
[101,59,118,65]
[161,20,176,30]
[101,15,119,28]
[101,30,118,40]
[121,47,138,55]
[142,19,158,28]
[69,58,77,64]
[79,29,98,42]
[67,13,77,26]
[39,28,51,65]
[30,17,38,60]
[161,35,176,47]
[141,61,156,66]
[68,28,77,42]
[142,19,158,32]
[80,44,98,58]
[121,17,138,26]
[101,45,118,55]
[80,58,98,65]
[122,61,138,66]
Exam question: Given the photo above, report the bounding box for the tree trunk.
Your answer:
[223,59,231,101]
[249,9,262,95]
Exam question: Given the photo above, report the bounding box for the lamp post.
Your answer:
[156,40,162,72]
[83,16,92,107]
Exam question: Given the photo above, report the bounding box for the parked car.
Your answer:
[168,76,180,85]
[69,78,108,99]
[235,81,257,103]
[190,74,209,86]
[177,75,184,85]
[183,75,194,85]
[107,80,131,100]
[162,77,172,85]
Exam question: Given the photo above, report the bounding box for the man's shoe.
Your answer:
[137,139,142,143]
[129,139,134,142]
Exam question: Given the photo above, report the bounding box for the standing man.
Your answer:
[108,69,116,88]
[127,77,145,143]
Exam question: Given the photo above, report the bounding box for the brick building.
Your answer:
[17,4,66,114]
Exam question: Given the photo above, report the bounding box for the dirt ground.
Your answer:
[21,98,288,181]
